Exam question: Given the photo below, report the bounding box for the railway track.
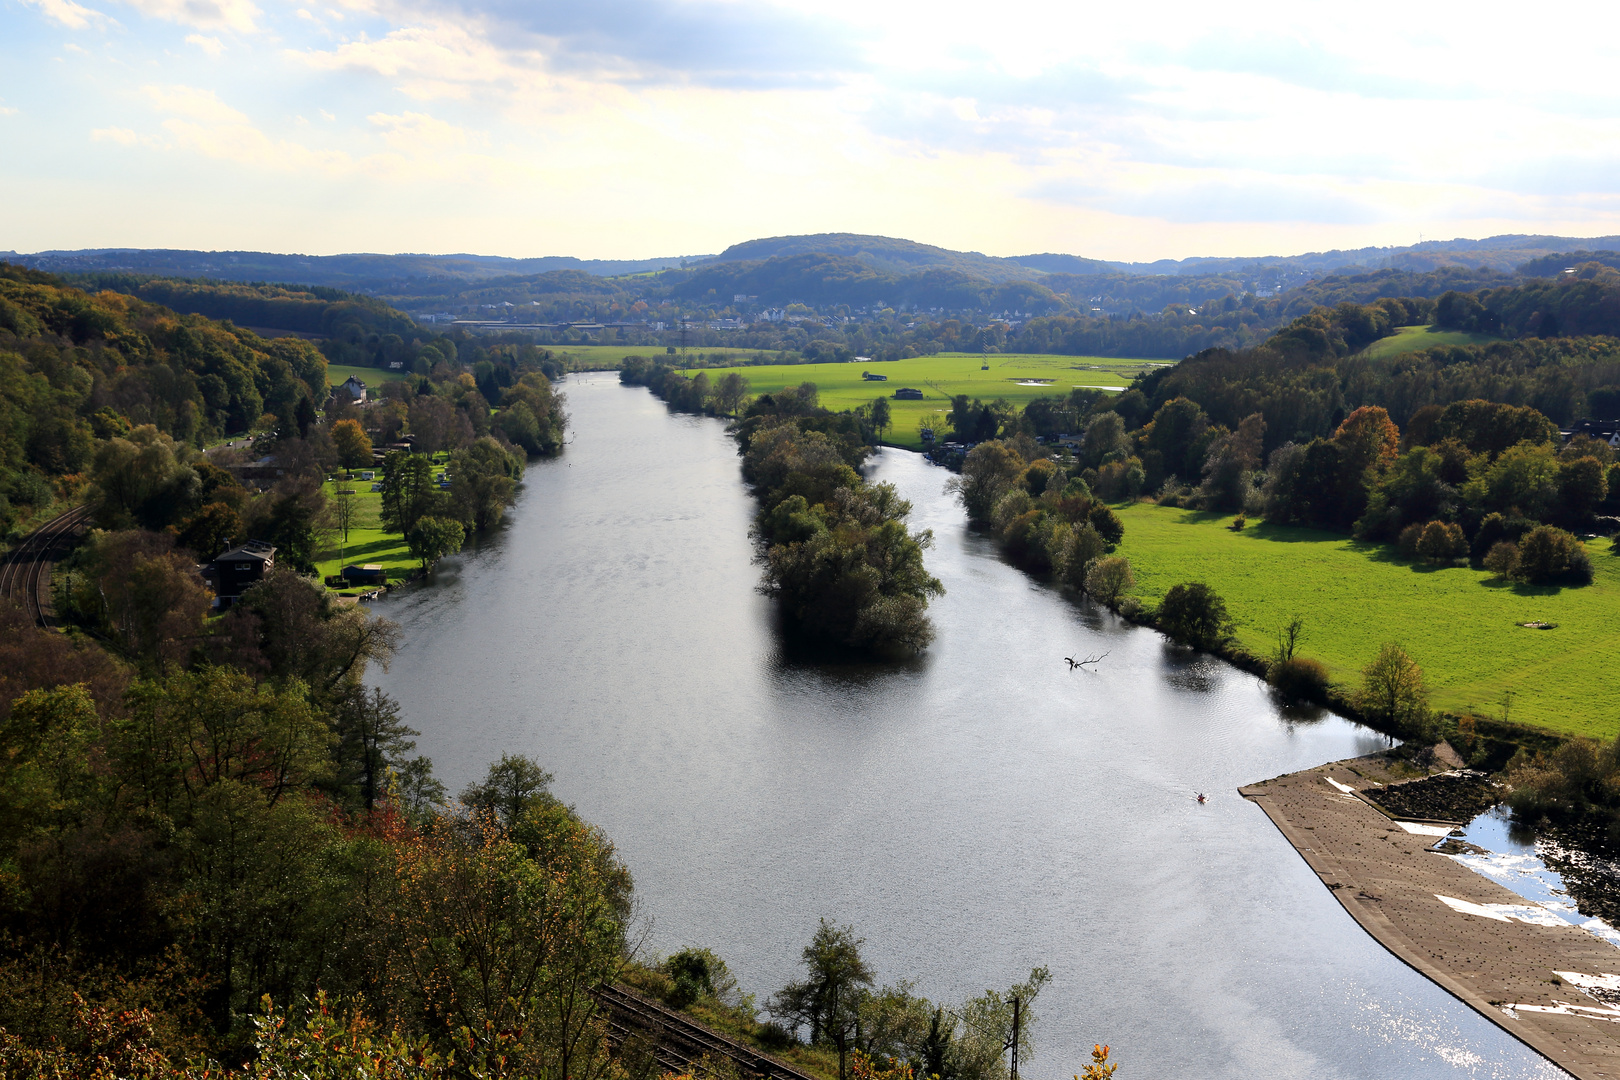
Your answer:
[0,505,92,628]
[593,983,822,1080]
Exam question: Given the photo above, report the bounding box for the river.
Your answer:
[370,372,1561,1079]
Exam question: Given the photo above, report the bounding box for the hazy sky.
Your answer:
[4,0,1619,261]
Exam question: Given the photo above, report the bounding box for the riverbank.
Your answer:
[1242,754,1620,1079]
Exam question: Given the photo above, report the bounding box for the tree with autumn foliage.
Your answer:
[331,418,373,470]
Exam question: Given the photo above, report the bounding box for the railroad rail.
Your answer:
[592,983,822,1080]
[0,505,92,628]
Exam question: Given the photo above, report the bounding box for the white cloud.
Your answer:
[143,84,248,123]
[91,125,140,144]
[0,106,19,117]
[368,110,469,151]
[185,33,224,55]
[20,0,111,30]
[116,0,258,33]
[295,22,538,100]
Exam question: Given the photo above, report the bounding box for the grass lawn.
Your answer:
[1358,324,1498,360]
[311,466,450,589]
[325,363,411,388]
[699,353,1163,449]
[1112,502,1620,740]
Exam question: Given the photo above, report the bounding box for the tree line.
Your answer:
[636,921,1066,1080]
[929,299,1620,749]
[0,531,639,1077]
[621,361,943,654]
[0,264,330,540]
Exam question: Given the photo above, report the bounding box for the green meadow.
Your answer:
[553,344,762,370]
[699,353,1162,449]
[312,470,432,589]
[1357,324,1498,360]
[1111,502,1620,739]
[324,363,410,387]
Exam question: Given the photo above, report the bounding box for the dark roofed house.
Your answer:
[894,387,924,400]
[342,564,387,587]
[339,376,367,405]
[209,540,275,608]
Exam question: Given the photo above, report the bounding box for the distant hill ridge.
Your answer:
[8,232,1620,295]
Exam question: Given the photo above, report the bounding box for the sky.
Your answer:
[4,0,1620,262]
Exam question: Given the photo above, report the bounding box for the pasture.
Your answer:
[1358,324,1497,360]
[1111,503,1620,740]
[699,353,1163,449]
[552,345,764,370]
[325,363,409,388]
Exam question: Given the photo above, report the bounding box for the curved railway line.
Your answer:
[593,984,822,1080]
[0,505,92,628]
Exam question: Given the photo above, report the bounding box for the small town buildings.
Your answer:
[863,371,889,381]
[208,540,275,608]
[1563,419,1620,447]
[338,376,367,405]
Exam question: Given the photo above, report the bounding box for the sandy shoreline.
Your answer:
[1241,753,1620,1079]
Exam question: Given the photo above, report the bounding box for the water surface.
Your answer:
[372,373,1561,1079]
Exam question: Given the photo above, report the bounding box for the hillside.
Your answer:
[16,232,1620,300]
[3,248,707,292]
[707,233,1054,282]
[60,273,421,339]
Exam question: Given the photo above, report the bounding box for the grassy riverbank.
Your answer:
[312,469,432,589]
[702,353,1159,449]
[1111,503,1620,739]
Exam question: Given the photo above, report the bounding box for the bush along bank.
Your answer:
[621,369,943,655]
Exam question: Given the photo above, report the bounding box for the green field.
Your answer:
[1358,324,1497,360]
[325,363,410,388]
[699,353,1163,449]
[553,345,763,370]
[1111,503,1620,739]
[313,472,424,589]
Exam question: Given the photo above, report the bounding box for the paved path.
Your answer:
[1242,755,1620,1079]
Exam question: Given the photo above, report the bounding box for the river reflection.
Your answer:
[371,373,1562,1079]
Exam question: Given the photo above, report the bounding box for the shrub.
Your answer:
[1270,656,1329,702]
[1055,522,1107,589]
[1396,522,1423,560]
[1516,525,1593,584]
[1155,582,1234,650]
[1470,511,1533,563]
[1356,643,1431,737]
[1087,503,1125,546]
[1230,514,1247,530]
[1483,540,1520,579]
[1084,556,1134,609]
[1415,520,1466,563]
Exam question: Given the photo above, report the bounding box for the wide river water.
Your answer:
[372,372,1562,1079]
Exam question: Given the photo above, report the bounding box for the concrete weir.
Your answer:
[1242,755,1620,1079]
